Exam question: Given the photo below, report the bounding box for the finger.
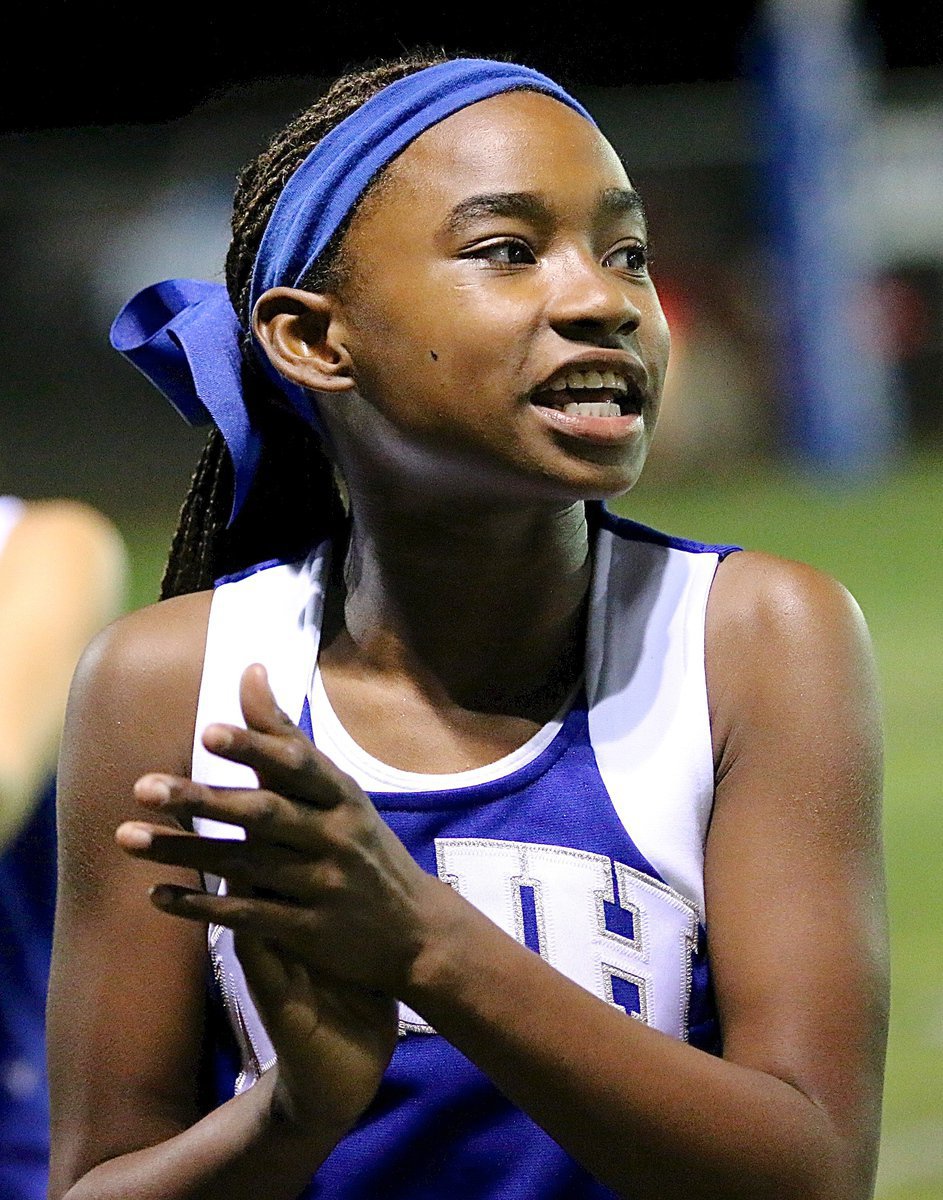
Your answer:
[150,886,403,995]
[202,721,359,811]
[233,932,292,1006]
[149,884,326,966]
[132,775,314,846]
[199,663,299,765]
[199,663,325,798]
[235,936,345,1023]
[117,821,335,902]
[239,663,297,737]
[225,664,362,808]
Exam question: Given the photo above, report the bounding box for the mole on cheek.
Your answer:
[429,350,439,361]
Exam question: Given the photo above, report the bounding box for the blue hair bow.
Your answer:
[110,59,594,524]
[110,278,261,523]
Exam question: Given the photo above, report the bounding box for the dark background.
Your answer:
[1,0,940,521]
[3,0,940,131]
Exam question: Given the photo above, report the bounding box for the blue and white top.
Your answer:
[193,507,739,1199]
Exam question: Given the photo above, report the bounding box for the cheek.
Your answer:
[645,301,672,384]
[351,283,532,411]
[342,286,441,409]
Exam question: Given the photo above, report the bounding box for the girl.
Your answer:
[48,53,888,1200]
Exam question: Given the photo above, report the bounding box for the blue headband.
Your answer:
[110,58,595,523]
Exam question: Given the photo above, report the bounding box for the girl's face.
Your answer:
[320,89,670,507]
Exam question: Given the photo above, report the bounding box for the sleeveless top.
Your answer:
[193,506,739,1199]
[0,496,58,1200]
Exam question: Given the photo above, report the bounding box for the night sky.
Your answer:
[3,0,939,132]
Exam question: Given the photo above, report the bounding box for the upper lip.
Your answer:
[531,353,649,407]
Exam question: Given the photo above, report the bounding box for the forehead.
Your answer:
[368,90,631,218]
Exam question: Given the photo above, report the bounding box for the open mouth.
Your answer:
[530,370,644,418]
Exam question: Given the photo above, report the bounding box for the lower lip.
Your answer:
[531,404,644,445]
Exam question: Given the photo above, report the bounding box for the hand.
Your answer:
[233,932,398,1134]
[118,663,441,991]
[115,663,441,1128]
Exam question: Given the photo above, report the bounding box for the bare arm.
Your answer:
[48,597,394,1200]
[0,500,126,847]
[123,551,887,1199]
[404,551,888,1198]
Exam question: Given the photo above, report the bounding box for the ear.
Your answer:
[251,287,356,394]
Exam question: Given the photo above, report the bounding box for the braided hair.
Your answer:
[160,50,451,599]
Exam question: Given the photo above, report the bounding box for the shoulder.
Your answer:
[65,589,215,782]
[57,590,214,904]
[705,549,881,780]
[707,548,873,668]
[79,587,215,679]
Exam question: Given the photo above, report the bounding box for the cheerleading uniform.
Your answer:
[0,497,57,1200]
[192,506,739,1199]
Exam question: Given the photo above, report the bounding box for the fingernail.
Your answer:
[135,776,172,805]
[204,726,233,751]
[119,823,153,849]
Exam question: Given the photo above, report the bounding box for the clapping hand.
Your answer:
[116,664,441,1133]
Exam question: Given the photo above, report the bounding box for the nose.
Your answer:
[546,253,642,342]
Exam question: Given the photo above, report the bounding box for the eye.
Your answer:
[462,238,537,267]
[605,242,651,274]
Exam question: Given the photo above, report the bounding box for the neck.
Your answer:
[322,496,593,717]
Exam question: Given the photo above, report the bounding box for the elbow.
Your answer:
[772,1110,879,1200]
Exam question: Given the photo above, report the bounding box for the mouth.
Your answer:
[529,367,645,418]
[528,367,647,448]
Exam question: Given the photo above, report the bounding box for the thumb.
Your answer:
[239,663,297,737]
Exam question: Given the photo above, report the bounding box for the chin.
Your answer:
[552,447,651,503]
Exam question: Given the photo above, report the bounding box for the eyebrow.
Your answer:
[600,187,648,228]
[442,188,648,235]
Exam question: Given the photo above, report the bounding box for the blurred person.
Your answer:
[0,496,125,1200]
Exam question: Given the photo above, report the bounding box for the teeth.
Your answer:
[563,401,622,417]
[550,368,628,392]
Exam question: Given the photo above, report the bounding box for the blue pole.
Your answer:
[749,0,901,477]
